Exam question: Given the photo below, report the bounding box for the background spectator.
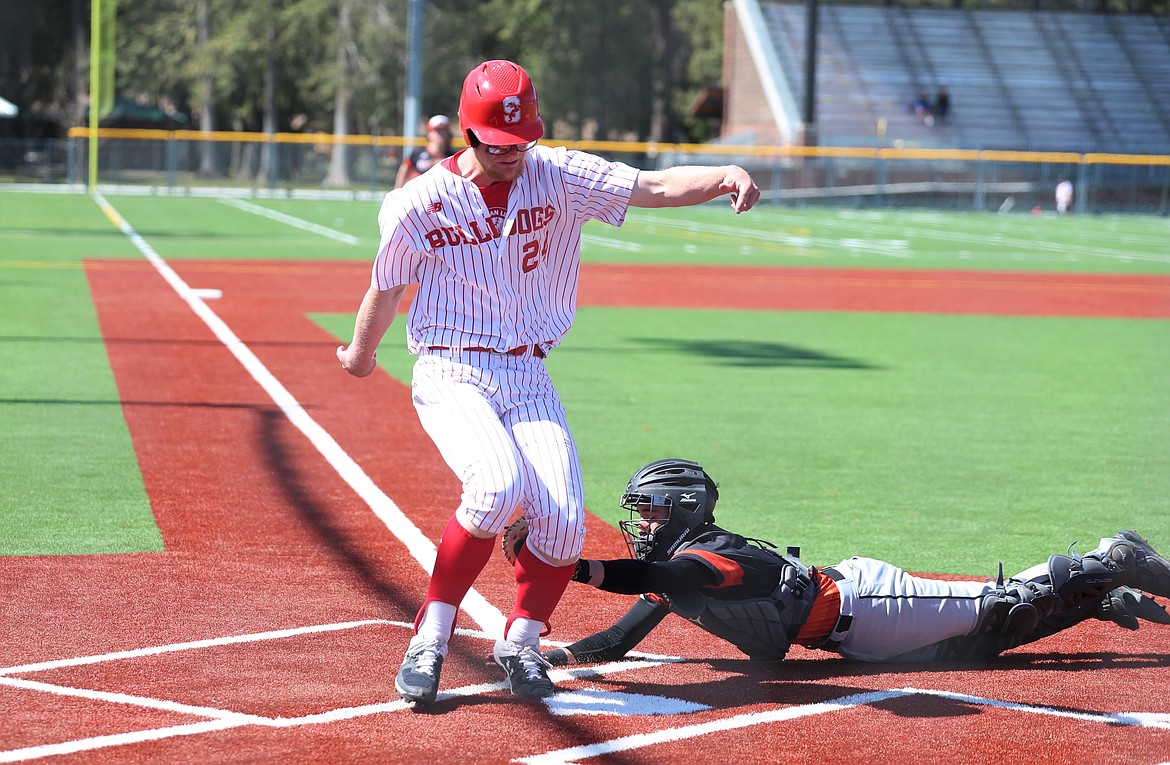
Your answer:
[394,114,453,188]
[913,92,934,126]
[1055,176,1074,214]
[934,86,951,121]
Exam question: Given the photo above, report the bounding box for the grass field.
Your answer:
[2,188,1168,576]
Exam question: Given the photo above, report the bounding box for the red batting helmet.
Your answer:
[458,60,544,146]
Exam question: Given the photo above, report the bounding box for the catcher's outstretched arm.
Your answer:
[544,596,670,666]
[587,556,715,593]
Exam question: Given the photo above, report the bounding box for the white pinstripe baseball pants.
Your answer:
[411,350,586,565]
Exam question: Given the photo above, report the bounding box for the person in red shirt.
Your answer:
[394,114,453,188]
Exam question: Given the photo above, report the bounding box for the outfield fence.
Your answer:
[1,128,1168,215]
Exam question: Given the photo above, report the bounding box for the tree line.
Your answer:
[1,0,727,183]
[1,2,724,141]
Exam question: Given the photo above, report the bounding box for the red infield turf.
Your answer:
[0,261,1167,764]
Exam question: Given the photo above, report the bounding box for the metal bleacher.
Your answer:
[763,2,1170,153]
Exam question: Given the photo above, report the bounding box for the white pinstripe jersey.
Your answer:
[371,145,639,354]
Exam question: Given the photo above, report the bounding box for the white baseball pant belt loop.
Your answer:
[817,566,856,650]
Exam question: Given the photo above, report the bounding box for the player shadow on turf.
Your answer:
[628,337,880,369]
[582,669,874,711]
[701,651,1170,681]
[955,650,1170,671]
[253,407,422,621]
[581,652,1169,717]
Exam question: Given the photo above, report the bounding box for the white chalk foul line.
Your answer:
[896,687,1170,730]
[0,676,271,724]
[514,686,1170,765]
[0,720,247,764]
[0,619,396,677]
[216,196,361,245]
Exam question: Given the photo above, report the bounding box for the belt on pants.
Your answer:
[427,344,547,358]
[816,566,854,651]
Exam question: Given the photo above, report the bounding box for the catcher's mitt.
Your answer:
[501,517,529,565]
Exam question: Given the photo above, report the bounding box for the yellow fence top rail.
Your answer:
[64,127,1170,165]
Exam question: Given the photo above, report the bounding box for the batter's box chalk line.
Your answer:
[0,618,686,763]
[513,687,1170,765]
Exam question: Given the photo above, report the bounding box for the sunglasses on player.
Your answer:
[483,140,538,155]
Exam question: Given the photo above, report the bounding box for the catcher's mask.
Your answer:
[618,459,719,562]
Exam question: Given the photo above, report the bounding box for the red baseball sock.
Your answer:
[416,514,495,629]
[508,544,576,637]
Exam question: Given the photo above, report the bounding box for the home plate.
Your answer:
[545,688,710,716]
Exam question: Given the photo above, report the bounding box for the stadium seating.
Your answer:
[761,3,1170,152]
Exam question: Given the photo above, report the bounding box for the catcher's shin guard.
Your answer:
[976,563,1059,637]
[977,538,1146,638]
[1056,538,1140,605]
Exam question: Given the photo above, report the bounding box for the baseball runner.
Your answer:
[336,60,761,706]
[528,459,1170,667]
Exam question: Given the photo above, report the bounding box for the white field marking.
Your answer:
[515,685,1170,765]
[90,193,505,640]
[0,613,681,685]
[0,676,271,724]
[0,720,248,764]
[839,237,912,258]
[261,658,680,727]
[515,689,906,765]
[806,213,1170,264]
[632,208,1170,264]
[896,687,1170,730]
[0,619,396,677]
[216,196,361,245]
[545,689,711,717]
[582,232,642,251]
[630,215,812,245]
[0,619,681,762]
[629,216,909,258]
[188,288,222,299]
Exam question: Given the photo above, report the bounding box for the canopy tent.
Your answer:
[88,98,186,129]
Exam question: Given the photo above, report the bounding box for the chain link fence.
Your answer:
[1,129,1168,215]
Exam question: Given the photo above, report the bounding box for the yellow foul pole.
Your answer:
[88,0,101,193]
[88,0,116,192]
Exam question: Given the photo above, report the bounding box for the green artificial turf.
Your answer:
[104,196,375,261]
[323,307,1169,577]
[604,206,1170,274]
[0,193,162,554]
